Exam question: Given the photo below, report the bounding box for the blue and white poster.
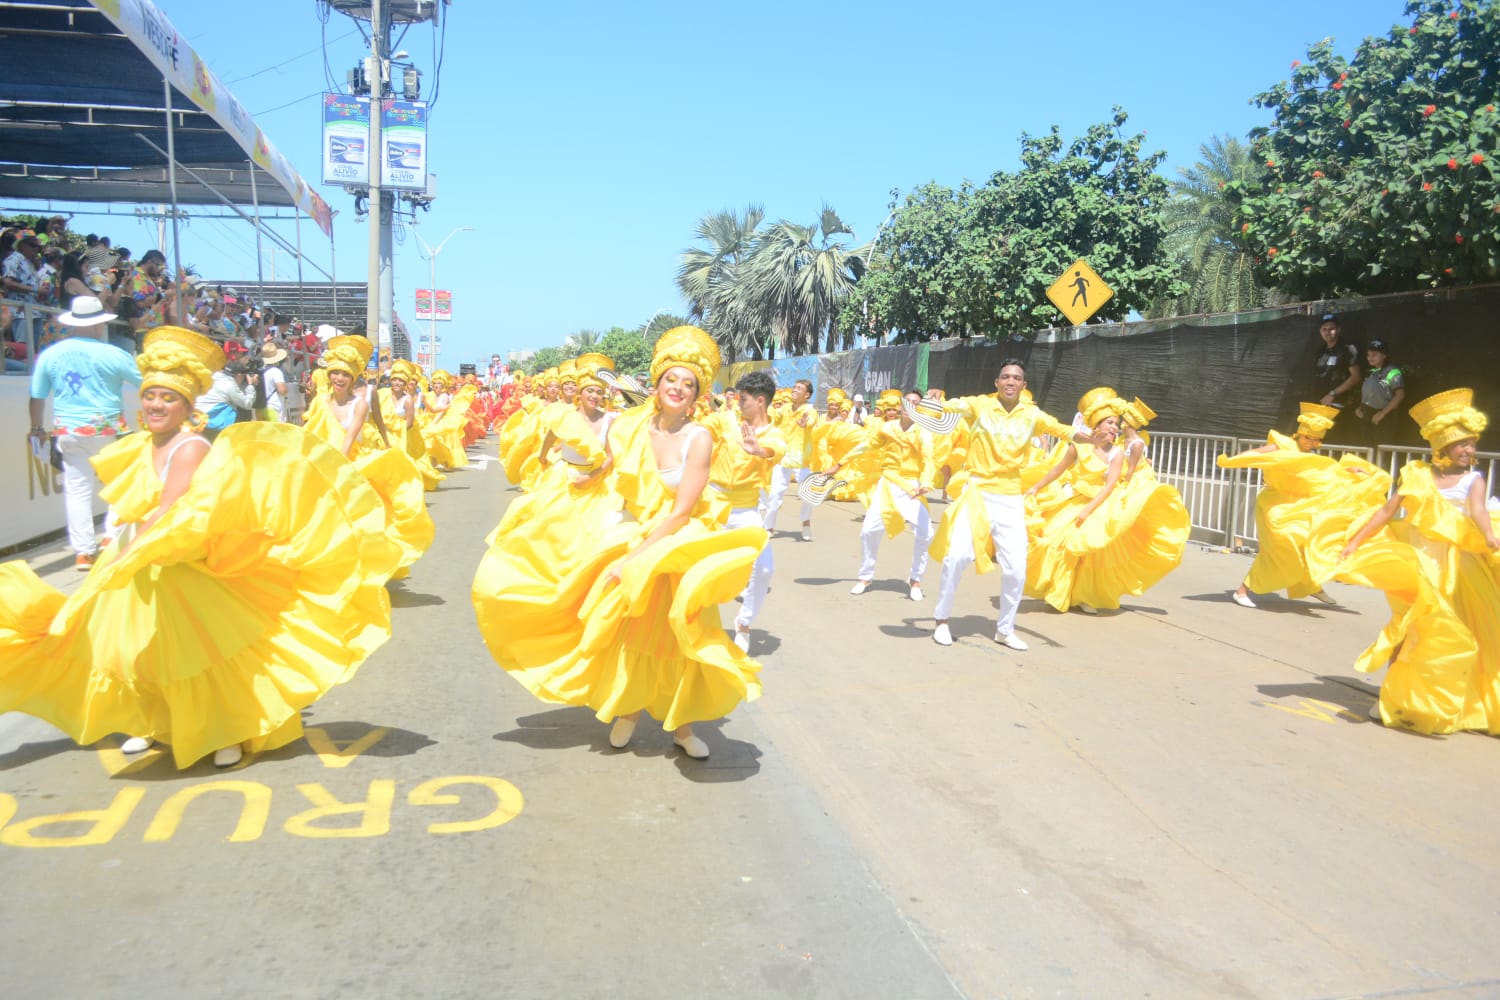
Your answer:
[381,99,428,191]
[322,94,370,186]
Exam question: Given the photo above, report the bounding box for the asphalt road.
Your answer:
[2,439,1498,1000]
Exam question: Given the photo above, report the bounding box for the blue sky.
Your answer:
[11,0,1416,366]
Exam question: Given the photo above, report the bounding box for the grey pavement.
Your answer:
[2,440,1498,1000]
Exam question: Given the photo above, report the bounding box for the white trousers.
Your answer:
[858,480,932,582]
[726,506,774,630]
[934,491,1027,635]
[763,464,813,529]
[55,433,116,556]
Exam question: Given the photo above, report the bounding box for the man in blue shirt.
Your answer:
[27,296,141,569]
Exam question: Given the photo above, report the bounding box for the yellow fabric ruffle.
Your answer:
[0,423,400,768]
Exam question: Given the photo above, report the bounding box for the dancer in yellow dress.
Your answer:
[1023,388,1191,615]
[381,359,445,490]
[0,327,400,768]
[421,369,470,470]
[303,335,434,577]
[1336,389,1500,734]
[472,326,767,761]
[1218,402,1388,609]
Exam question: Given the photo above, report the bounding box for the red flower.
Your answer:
[1339,72,1348,81]
[1303,206,1312,213]
[1423,104,1436,117]
[1445,268,1454,274]
[1266,160,1275,168]
[1312,170,1324,178]
[1268,247,1278,256]
[1473,153,1485,165]
[1450,10,1459,17]
[1382,189,1390,196]
[1343,119,1352,128]
[1291,60,1301,69]
[1456,234,1465,244]
[1332,81,1343,90]
[1448,158,1459,170]
[1423,182,1433,191]
[1410,25,1419,34]
[1241,222,1250,233]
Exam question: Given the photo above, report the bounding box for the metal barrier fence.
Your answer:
[1149,431,1499,550]
[2,297,127,370]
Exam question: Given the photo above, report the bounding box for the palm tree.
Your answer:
[563,329,602,356]
[676,206,766,361]
[740,205,865,356]
[1149,136,1273,317]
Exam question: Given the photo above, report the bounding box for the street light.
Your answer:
[640,307,671,340]
[411,225,472,371]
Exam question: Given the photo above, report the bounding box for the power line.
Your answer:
[224,29,357,84]
[254,90,324,116]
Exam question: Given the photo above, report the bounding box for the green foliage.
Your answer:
[563,329,602,356]
[1149,136,1275,317]
[524,345,565,375]
[596,327,654,377]
[639,313,687,342]
[1230,0,1500,297]
[676,207,766,359]
[842,109,1181,341]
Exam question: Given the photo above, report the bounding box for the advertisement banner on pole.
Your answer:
[434,290,452,321]
[415,288,433,320]
[381,100,428,190]
[322,94,370,186]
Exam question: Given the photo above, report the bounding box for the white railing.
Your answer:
[1147,431,1499,550]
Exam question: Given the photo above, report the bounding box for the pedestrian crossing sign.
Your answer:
[1046,259,1113,326]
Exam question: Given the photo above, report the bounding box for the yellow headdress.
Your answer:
[138,326,224,401]
[650,325,720,396]
[558,359,579,386]
[574,352,614,391]
[1122,396,1157,430]
[1077,386,1123,429]
[431,369,454,388]
[390,359,420,383]
[1409,388,1487,456]
[1296,401,1339,440]
[323,334,373,377]
[877,389,904,412]
[827,387,850,405]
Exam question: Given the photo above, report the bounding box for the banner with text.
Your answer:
[321,94,370,186]
[381,100,428,190]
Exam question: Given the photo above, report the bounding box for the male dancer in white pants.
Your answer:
[705,370,786,652]
[831,389,936,601]
[763,377,819,540]
[930,360,1096,649]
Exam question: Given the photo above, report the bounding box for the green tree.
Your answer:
[842,109,1180,341]
[741,205,865,355]
[563,329,602,357]
[1149,136,1274,317]
[1230,0,1500,297]
[524,345,565,375]
[596,327,654,377]
[638,312,688,341]
[677,206,767,361]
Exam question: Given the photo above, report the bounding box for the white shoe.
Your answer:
[120,736,153,754]
[608,716,637,749]
[909,583,924,602]
[1368,701,1383,723]
[800,523,812,542]
[213,745,243,768]
[1232,591,1257,609]
[1308,590,1338,606]
[994,631,1029,651]
[850,580,871,596]
[673,732,710,759]
[933,623,953,646]
[733,629,751,653]
[1074,602,1097,615]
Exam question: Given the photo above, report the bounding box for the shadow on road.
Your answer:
[1179,591,1358,616]
[1256,676,1379,722]
[0,735,76,772]
[493,708,762,781]
[389,584,446,608]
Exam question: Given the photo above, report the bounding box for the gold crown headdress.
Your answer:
[322,334,373,377]
[138,326,224,401]
[1122,396,1157,429]
[1077,386,1123,429]
[574,352,614,391]
[650,325,720,397]
[877,389,904,411]
[1409,388,1487,456]
[557,359,579,385]
[1296,401,1339,439]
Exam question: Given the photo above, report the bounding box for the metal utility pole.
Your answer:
[364,0,387,355]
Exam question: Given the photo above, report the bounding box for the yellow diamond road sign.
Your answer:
[1046,259,1113,326]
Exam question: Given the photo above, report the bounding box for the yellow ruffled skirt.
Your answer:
[0,424,401,768]
[473,507,765,730]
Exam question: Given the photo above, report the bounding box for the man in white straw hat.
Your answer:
[260,341,290,422]
[27,296,141,569]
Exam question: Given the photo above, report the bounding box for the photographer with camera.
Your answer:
[196,351,258,439]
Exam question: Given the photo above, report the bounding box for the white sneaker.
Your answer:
[909,583,924,602]
[673,732,710,759]
[733,629,750,653]
[1232,591,1257,609]
[1308,590,1338,606]
[213,745,243,768]
[994,631,1029,651]
[608,716,637,749]
[1368,701,1383,723]
[1075,602,1097,615]
[933,623,953,646]
[121,736,153,754]
[850,580,871,596]
[800,523,812,542]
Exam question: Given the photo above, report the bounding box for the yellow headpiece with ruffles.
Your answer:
[138,326,224,401]
[541,367,560,387]
[558,359,579,386]
[1077,386,1123,429]
[574,352,614,391]
[1409,388,1487,455]
[430,369,454,388]
[322,334,373,377]
[390,359,420,382]
[877,389,904,412]
[650,325,720,396]
[827,387,849,405]
[1122,396,1157,430]
[1296,401,1339,440]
